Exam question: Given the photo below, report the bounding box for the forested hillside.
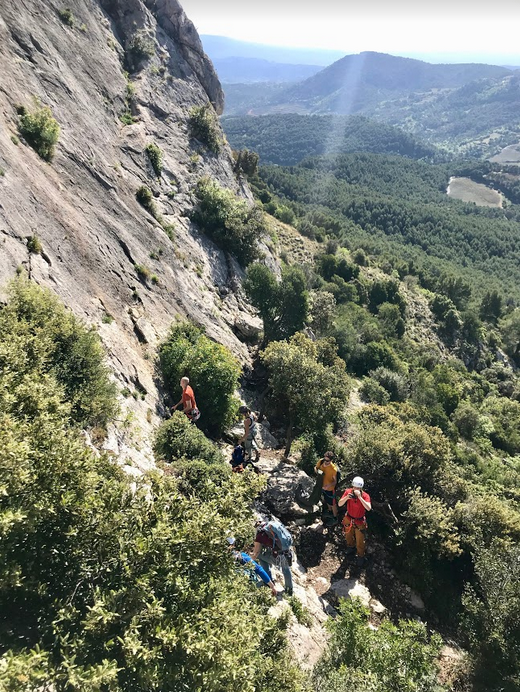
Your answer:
[223,114,442,165]
[220,53,520,157]
[253,152,520,303]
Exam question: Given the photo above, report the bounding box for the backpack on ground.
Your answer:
[260,519,293,553]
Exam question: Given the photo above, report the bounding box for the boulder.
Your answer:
[234,313,262,341]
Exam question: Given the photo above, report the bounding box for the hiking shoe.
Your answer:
[284,588,294,597]
[356,555,366,567]
[345,547,356,556]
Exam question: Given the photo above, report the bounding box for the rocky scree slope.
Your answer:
[0,0,263,453]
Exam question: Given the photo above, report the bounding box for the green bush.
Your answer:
[0,277,118,427]
[18,102,60,161]
[126,31,154,71]
[159,322,241,435]
[192,178,265,266]
[189,105,221,154]
[145,142,163,177]
[154,411,224,465]
[136,185,161,221]
[58,7,74,26]
[262,333,350,455]
[359,377,390,405]
[313,598,445,692]
[244,264,309,343]
[461,540,520,691]
[134,263,151,282]
[26,234,42,254]
[370,367,409,402]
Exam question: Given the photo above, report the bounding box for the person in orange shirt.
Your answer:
[172,377,200,423]
[315,451,339,518]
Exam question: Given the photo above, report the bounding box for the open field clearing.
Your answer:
[490,143,520,163]
[447,176,503,207]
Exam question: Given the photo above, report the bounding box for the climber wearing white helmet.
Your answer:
[338,476,372,566]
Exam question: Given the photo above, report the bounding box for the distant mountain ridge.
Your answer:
[278,51,512,112]
[212,57,321,84]
[201,34,345,66]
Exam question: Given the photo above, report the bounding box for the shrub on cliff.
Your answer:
[17,102,60,161]
[189,104,221,153]
[192,178,265,266]
[0,277,118,427]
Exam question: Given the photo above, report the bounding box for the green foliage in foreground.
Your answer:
[17,102,60,161]
[0,284,304,692]
[0,277,118,427]
[313,599,445,692]
[192,178,266,265]
[159,322,241,435]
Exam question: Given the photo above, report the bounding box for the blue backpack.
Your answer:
[260,520,293,552]
[231,445,245,467]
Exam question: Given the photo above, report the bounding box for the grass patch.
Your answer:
[135,264,151,282]
[287,596,312,627]
[10,135,19,146]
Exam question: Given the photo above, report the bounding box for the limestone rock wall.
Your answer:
[0,0,259,458]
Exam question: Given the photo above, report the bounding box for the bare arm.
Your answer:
[251,540,261,560]
[354,489,371,511]
[239,417,251,444]
[338,492,350,508]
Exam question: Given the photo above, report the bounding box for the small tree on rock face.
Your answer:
[262,333,350,456]
[244,264,309,344]
[192,178,264,266]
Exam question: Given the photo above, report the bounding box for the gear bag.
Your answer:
[260,520,293,553]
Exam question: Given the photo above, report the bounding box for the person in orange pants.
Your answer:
[338,476,371,566]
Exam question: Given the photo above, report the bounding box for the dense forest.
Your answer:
[223,114,442,165]
[252,152,520,304]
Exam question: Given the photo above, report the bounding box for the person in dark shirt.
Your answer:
[251,524,293,596]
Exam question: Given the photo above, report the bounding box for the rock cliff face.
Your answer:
[0,0,259,457]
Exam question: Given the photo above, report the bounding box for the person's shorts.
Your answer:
[322,489,335,506]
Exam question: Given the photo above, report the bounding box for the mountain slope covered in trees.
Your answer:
[223,114,443,165]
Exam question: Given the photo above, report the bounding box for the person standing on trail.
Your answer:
[315,451,339,518]
[251,519,294,596]
[172,377,200,423]
[338,476,371,566]
[238,405,260,464]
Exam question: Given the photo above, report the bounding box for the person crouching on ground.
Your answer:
[315,451,339,518]
[238,405,260,463]
[338,476,371,566]
[172,376,200,423]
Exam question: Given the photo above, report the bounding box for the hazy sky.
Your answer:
[181,0,520,64]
